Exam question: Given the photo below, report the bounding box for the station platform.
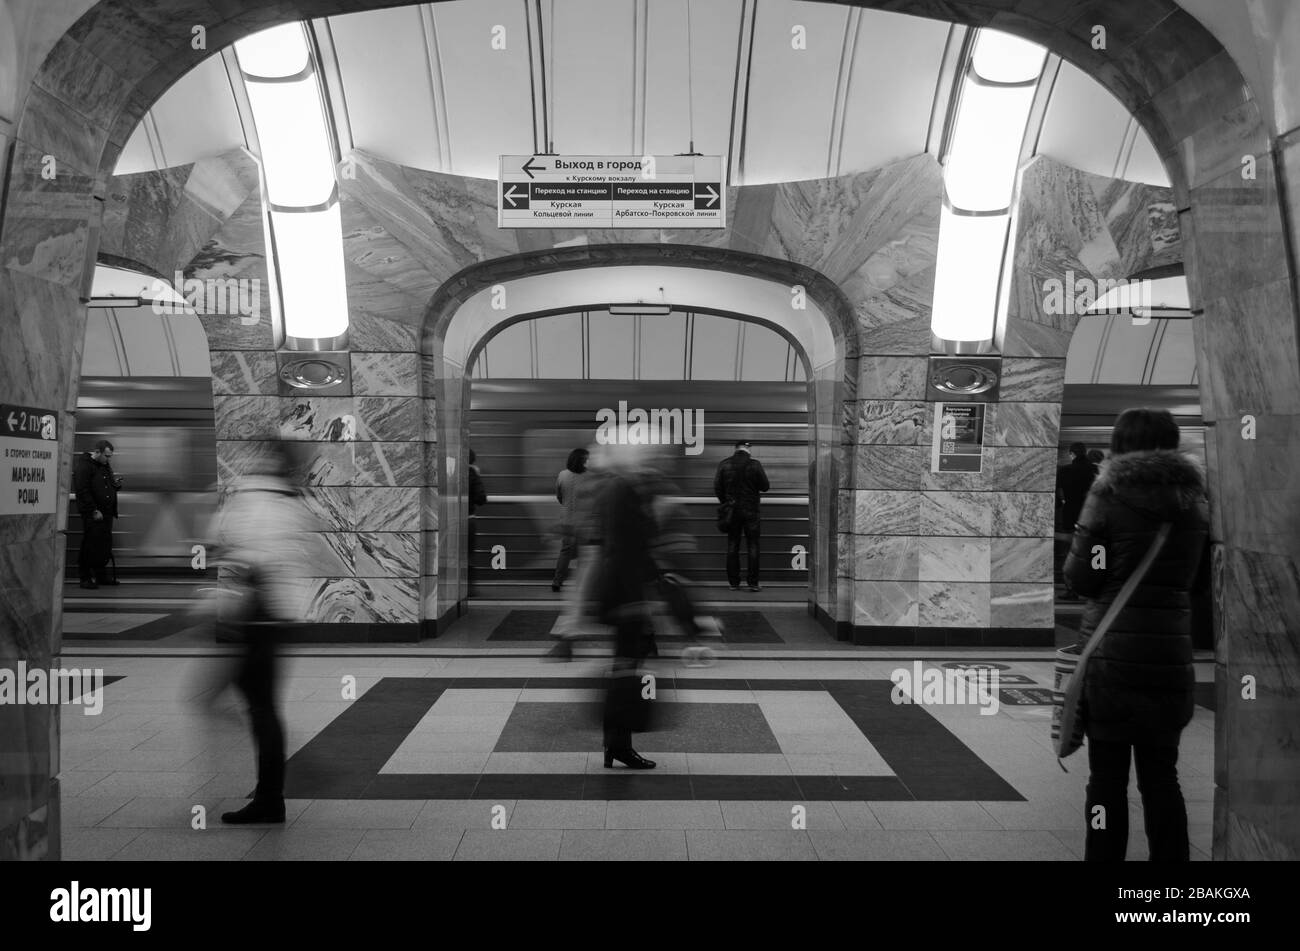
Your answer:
[56,605,1216,861]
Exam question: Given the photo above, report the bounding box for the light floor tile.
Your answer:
[291,799,424,829]
[348,829,464,861]
[808,830,948,860]
[243,829,366,861]
[508,800,608,830]
[414,800,515,830]
[831,801,884,830]
[61,828,143,860]
[559,829,687,861]
[82,771,216,798]
[687,830,818,861]
[931,830,1076,860]
[112,829,267,861]
[721,801,844,830]
[605,801,725,830]
[61,794,137,828]
[454,830,562,861]
[865,801,1001,830]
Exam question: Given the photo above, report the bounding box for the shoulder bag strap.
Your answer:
[1076,521,1173,665]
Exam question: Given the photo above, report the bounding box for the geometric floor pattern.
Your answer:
[56,648,1216,860]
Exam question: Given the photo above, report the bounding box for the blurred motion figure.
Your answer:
[214,443,312,824]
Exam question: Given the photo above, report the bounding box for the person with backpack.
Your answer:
[713,440,770,591]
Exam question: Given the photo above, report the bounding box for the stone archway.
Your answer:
[418,245,858,633]
[1,0,1296,860]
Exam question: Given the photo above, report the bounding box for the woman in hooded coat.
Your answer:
[1063,408,1209,861]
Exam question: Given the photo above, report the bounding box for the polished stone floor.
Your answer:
[56,604,1216,861]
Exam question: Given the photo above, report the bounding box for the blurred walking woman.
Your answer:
[552,448,593,591]
[1063,408,1209,861]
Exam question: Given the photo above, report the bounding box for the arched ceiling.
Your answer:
[114,0,1169,188]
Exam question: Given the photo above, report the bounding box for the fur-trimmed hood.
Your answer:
[1091,449,1206,515]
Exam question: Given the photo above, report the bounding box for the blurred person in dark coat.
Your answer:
[591,444,716,767]
[1063,408,1209,862]
[73,439,123,588]
[214,443,313,824]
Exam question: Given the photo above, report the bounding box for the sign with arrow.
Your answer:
[498,155,724,229]
[0,403,58,515]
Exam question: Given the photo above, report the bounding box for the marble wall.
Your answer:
[3,0,1300,862]
[99,149,429,638]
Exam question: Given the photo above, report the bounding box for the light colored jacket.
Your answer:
[213,474,313,622]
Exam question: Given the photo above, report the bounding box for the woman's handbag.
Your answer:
[1052,522,1172,764]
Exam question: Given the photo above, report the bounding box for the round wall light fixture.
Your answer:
[280,358,347,389]
[931,362,998,395]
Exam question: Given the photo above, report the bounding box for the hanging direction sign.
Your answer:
[0,403,59,514]
[499,155,724,229]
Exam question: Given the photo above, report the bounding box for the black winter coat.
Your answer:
[72,452,118,519]
[1063,450,1209,746]
[713,451,770,513]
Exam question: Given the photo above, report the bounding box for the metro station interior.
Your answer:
[0,0,1297,863]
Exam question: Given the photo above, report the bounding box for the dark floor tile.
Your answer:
[689,774,802,800]
[582,774,694,800]
[472,774,585,800]
[794,776,912,801]
[363,774,480,799]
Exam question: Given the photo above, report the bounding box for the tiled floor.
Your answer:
[55,631,1216,860]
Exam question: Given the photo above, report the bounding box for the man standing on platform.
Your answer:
[713,439,770,592]
[73,439,122,589]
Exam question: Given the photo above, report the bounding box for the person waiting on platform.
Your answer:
[1056,442,1097,601]
[467,448,487,597]
[552,447,594,592]
[1063,408,1209,862]
[713,439,770,591]
[73,439,123,589]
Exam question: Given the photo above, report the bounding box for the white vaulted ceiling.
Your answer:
[114,0,1169,188]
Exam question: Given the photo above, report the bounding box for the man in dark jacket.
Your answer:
[467,449,487,596]
[72,440,122,588]
[1063,409,1209,862]
[713,440,770,591]
[1056,442,1096,600]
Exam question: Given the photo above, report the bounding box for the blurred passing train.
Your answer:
[66,377,218,579]
[469,379,813,600]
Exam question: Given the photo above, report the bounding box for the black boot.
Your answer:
[604,748,656,769]
[222,798,285,824]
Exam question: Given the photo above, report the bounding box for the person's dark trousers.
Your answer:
[79,515,113,583]
[467,516,478,596]
[553,532,577,587]
[234,622,285,803]
[1085,738,1188,861]
[603,612,650,751]
[725,510,761,587]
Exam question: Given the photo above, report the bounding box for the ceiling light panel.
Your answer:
[271,206,350,341]
[236,23,311,78]
[930,208,1008,342]
[944,78,1036,211]
[970,29,1045,84]
[244,77,337,206]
